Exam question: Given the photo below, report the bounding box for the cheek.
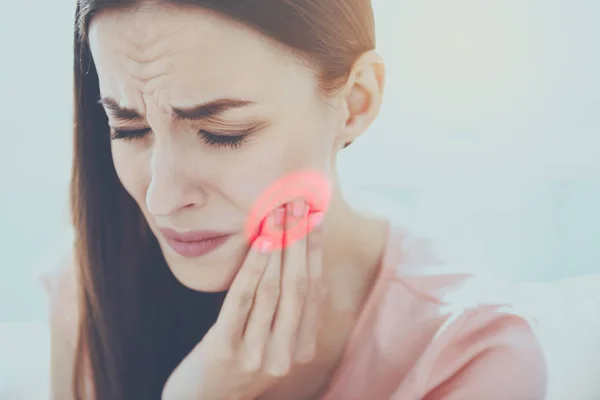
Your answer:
[111,144,150,206]
[221,126,335,217]
[267,118,335,167]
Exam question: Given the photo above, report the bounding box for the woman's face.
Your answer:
[88,4,348,291]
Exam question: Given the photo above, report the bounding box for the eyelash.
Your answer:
[109,128,250,149]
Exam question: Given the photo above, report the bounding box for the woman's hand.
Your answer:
[162,200,326,400]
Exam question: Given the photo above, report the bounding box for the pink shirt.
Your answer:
[320,224,547,399]
[42,222,547,399]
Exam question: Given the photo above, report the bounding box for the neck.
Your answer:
[320,178,388,318]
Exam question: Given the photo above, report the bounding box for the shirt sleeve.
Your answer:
[408,306,548,400]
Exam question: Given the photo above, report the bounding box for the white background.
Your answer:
[1,0,599,324]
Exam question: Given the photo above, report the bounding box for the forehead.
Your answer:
[87,4,315,110]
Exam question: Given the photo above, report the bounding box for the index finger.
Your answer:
[217,208,283,339]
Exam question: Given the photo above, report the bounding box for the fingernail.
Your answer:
[275,207,285,226]
[292,200,305,219]
[309,212,324,228]
[254,237,273,253]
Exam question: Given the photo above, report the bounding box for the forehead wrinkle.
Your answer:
[93,5,290,84]
[93,4,317,123]
[115,85,173,123]
[111,43,189,65]
[106,47,185,90]
[148,88,175,120]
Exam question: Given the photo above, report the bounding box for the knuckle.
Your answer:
[266,359,291,378]
[287,275,308,297]
[251,308,277,333]
[258,279,280,301]
[234,289,255,311]
[295,343,317,364]
[258,314,274,332]
[240,353,262,374]
[265,343,291,377]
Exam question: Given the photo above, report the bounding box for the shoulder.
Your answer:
[408,304,547,399]
[38,228,79,349]
[376,223,548,399]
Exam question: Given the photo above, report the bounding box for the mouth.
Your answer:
[159,228,233,258]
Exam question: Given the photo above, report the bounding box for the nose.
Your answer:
[145,141,206,217]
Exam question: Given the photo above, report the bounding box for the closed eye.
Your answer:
[109,127,253,149]
[110,128,150,141]
[198,129,250,149]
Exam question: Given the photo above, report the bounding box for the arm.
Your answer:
[49,311,77,400]
[418,308,548,400]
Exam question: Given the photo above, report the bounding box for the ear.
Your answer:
[336,50,386,150]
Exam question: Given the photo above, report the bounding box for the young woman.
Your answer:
[44,0,548,399]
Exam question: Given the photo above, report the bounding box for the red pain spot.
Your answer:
[244,170,332,249]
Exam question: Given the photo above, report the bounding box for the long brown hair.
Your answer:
[71,1,376,398]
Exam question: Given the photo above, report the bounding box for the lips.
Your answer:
[159,228,232,258]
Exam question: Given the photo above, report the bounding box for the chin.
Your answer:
[162,247,246,293]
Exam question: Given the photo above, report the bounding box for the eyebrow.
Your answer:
[97,97,255,122]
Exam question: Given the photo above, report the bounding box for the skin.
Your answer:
[87,3,388,399]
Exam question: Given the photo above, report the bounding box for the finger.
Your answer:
[241,223,284,372]
[294,210,325,363]
[265,200,308,376]
[217,209,280,345]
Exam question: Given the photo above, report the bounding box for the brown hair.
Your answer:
[71,0,376,398]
